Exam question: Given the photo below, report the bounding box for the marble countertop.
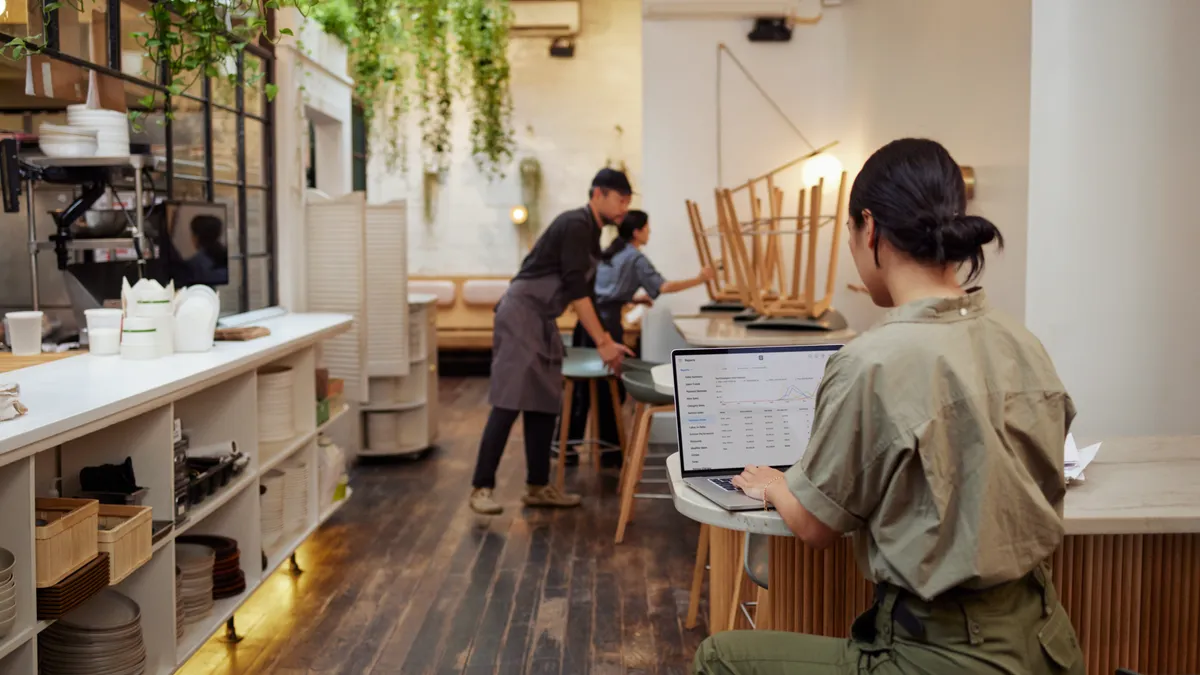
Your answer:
[673,315,856,348]
[668,435,1200,536]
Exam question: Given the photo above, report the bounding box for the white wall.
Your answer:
[274,10,355,311]
[1025,0,1200,439]
[641,0,1032,327]
[370,0,643,276]
[641,8,859,318]
[842,0,1031,320]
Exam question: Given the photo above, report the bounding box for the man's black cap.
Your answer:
[591,168,633,196]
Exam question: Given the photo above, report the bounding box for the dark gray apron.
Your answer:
[489,275,574,414]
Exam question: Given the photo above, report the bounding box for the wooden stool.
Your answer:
[614,368,675,543]
[556,347,625,491]
[687,523,710,630]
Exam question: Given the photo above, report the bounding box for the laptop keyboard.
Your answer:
[709,477,740,492]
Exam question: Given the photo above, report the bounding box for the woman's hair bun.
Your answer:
[848,138,1005,283]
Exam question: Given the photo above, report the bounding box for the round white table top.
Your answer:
[666,451,793,536]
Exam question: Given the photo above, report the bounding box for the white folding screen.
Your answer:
[364,201,409,377]
[304,190,369,402]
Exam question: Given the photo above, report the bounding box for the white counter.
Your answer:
[0,313,352,465]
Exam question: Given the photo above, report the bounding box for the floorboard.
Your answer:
[177,376,706,675]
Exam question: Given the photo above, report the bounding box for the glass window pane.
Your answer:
[246,188,267,254]
[222,258,244,316]
[119,1,155,71]
[213,71,237,110]
[244,54,265,117]
[248,256,271,311]
[170,101,207,178]
[59,0,108,66]
[172,176,206,202]
[214,184,241,255]
[212,110,238,183]
[245,118,264,186]
[1,0,42,43]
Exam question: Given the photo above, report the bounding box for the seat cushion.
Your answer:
[562,347,610,379]
[408,280,456,307]
[462,279,509,306]
[622,369,674,406]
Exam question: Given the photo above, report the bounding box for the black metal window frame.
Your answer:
[351,103,367,193]
[0,0,278,314]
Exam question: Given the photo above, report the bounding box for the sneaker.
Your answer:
[469,488,503,515]
[522,484,582,509]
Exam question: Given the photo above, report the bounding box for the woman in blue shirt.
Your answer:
[563,210,714,466]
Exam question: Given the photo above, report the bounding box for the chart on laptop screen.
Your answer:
[674,347,839,472]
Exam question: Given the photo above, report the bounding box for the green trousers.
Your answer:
[694,568,1085,675]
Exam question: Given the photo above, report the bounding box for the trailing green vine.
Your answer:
[312,0,515,176]
[2,0,308,119]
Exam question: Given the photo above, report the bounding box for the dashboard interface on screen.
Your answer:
[673,346,840,473]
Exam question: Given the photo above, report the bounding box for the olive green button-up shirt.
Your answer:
[785,289,1074,601]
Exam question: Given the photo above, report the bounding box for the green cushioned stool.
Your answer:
[614,368,676,544]
[555,347,626,490]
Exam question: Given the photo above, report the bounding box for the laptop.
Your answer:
[672,344,842,511]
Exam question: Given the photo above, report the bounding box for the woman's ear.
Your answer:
[860,211,878,250]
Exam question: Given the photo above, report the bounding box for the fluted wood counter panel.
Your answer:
[707,529,1199,675]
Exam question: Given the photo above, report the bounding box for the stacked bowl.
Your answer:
[282,459,310,535]
[260,471,286,552]
[176,543,215,624]
[66,105,131,157]
[0,546,15,639]
[257,366,296,445]
[38,589,146,675]
[37,123,99,158]
[174,567,184,641]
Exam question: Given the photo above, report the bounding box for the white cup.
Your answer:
[84,308,123,356]
[5,311,43,356]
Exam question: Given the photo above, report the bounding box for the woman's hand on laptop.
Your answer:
[732,465,786,503]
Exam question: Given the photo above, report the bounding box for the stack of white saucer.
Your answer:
[66,105,130,157]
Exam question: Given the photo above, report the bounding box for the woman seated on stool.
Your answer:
[563,210,714,468]
[695,139,1084,675]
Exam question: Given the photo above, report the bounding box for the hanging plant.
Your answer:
[2,0,306,121]
[312,0,515,176]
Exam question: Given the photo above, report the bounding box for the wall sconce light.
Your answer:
[801,152,843,188]
[961,166,976,201]
[510,205,529,226]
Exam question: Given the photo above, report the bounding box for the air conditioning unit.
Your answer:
[643,0,810,20]
[511,0,580,37]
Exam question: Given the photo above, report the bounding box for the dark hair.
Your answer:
[600,210,648,262]
[849,138,1002,283]
[190,215,228,269]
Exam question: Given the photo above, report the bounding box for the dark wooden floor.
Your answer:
[180,376,706,675]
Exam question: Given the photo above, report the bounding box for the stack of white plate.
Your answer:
[175,544,214,624]
[257,366,296,444]
[39,589,146,675]
[0,547,15,639]
[66,105,130,157]
[282,459,309,535]
[260,470,286,552]
[38,123,99,158]
[174,567,184,641]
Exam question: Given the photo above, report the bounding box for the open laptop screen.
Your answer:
[672,345,842,476]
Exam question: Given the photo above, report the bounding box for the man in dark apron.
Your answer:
[469,169,635,515]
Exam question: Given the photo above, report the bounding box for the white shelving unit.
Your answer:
[0,313,353,675]
[359,294,439,457]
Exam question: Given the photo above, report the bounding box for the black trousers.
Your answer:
[564,309,625,450]
[471,407,557,489]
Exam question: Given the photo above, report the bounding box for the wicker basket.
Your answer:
[35,498,100,588]
[97,504,152,585]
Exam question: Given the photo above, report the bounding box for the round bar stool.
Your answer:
[555,347,626,490]
[614,368,675,544]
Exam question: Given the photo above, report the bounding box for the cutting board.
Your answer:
[0,350,85,374]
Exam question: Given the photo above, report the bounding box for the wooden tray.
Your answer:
[215,326,271,341]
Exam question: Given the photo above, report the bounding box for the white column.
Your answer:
[1025,0,1200,437]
